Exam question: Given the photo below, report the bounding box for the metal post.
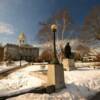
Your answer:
[53,31,56,60]
[51,24,59,64]
[52,31,59,64]
[19,46,21,67]
[20,56,21,67]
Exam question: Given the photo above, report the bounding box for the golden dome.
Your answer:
[18,32,26,41]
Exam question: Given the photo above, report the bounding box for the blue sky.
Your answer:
[0,0,100,44]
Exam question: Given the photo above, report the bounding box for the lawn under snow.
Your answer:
[7,67,100,100]
[0,62,99,100]
[0,64,46,94]
[0,61,28,72]
[64,69,100,98]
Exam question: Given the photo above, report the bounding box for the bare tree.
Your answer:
[75,44,90,59]
[39,48,53,63]
[37,9,72,62]
[81,6,100,42]
[37,9,71,44]
[53,9,71,43]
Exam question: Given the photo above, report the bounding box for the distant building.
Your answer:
[82,49,97,62]
[4,44,39,62]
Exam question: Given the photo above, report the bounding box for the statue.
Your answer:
[64,42,71,58]
[63,42,76,71]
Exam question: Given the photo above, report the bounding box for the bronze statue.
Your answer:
[64,42,71,58]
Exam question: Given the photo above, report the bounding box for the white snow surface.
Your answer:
[64,69,100,98]
[0,61,28,71]
[75,62,100,68]
[0,63,99,100]
[0,64,46,93]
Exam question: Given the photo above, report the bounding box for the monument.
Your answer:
[47,24,65,92]
[62,42,76,71]
[47,64,65,91]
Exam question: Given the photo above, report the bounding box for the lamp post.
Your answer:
[19,44,22,67]
[51,24,59,64]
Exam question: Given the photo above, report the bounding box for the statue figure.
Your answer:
[64,42,71,58]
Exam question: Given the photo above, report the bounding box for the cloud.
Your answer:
[0,23,15,35]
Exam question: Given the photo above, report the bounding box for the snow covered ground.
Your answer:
[75,62,100,68]
[64,69,100,99]
[0,61,28,72]
[0,65,46,93]
[0,62,99,100]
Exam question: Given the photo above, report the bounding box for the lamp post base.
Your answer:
[47,64,65,91]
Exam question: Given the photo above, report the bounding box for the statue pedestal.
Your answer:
[62,59,76,71]
[47,64,65,91]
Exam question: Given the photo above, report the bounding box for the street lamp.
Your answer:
[19,45,22,67]
[51,24,59,64]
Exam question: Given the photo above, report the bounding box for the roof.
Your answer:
[18,32,26,41]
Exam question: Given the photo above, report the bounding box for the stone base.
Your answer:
[47,64,65,91]
[62,59,76,71]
